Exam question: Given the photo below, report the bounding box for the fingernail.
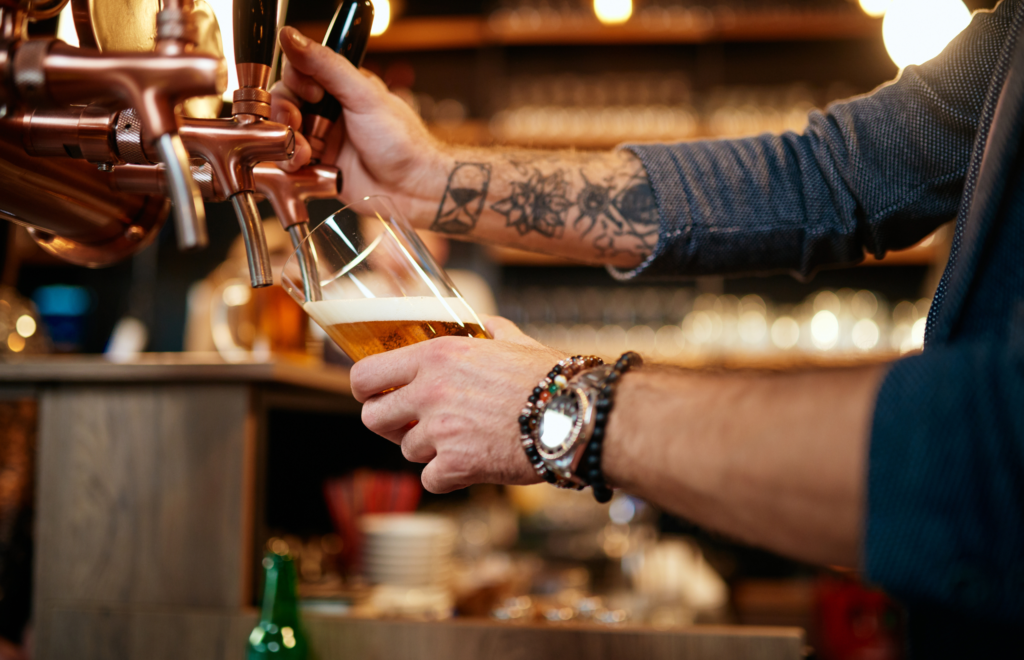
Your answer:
[271,109,288,125]
[289,29,311,49]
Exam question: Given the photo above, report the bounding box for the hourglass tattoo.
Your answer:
[432,162,493,234]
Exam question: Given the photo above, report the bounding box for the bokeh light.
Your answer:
[858,0,892,18]
[883,0,971,69]
[771,316,800,350]
[371,0,392,36]
[811,310,839,350]
[205,0,238,101]
[738,310,767,344]
[56,3,79,47]
[15,315,36,338]
[7,333,24,353]
[852,319,880,351]
[911,317,927,348]
[222,283,252,307]
[594,0,633,25]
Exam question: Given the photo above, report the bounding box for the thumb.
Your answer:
[278,27,382,115]
[482,316,534,345]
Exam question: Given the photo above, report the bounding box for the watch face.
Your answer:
[539,390,581,456]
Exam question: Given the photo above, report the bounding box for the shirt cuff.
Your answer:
[607,143,695,281]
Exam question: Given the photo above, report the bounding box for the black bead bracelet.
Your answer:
[576,351,643,503]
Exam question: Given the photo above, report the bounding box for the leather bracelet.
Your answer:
[576,351,643,503]
[518,355,604,487]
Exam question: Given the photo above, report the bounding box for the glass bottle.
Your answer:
[247,551,308,659]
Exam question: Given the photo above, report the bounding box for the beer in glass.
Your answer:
[281,196,490,362]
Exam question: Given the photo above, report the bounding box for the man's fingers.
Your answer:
[398,425,436,464]
[281,60,325,104]
[349,345,422,402]
[270,91,302,129]
[420,459,468,495]
[279,132,312,171]
[360,386,421,436]
[268,87,313,170]
[279,26,382,114]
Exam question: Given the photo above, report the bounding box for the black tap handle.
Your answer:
[303,0,374,124]
[234,0,281,66]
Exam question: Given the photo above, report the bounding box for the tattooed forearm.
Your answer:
[432,162,492,234]
[430,148,658,267]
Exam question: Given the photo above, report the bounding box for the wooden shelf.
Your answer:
[292,9,880,54]
[429,119,715,150]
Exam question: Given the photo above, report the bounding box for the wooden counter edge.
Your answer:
[0,354,352,395]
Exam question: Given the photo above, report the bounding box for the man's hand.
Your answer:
[350,317,565,493]
[271,27,448,221]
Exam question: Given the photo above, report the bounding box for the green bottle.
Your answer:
[247,551,308,659]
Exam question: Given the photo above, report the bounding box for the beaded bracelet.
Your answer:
[518,355,604,487]
[576,351,643,503]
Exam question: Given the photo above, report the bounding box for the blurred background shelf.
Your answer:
[486,227,948,268]
[294,9,881,54]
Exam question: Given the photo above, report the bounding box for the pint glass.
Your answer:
[282,196,490,362]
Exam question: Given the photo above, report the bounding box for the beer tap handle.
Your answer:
[227,0,283,287]
[301,0,373,163]
[232,0,280,120]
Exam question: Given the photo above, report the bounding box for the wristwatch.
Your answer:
[536,365,613,487]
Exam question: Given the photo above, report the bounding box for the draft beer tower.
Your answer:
[0,0,374,295]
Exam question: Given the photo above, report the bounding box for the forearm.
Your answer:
[604,364,887,567]
[404,145,657,270]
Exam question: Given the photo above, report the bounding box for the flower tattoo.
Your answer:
[490,169,572,238]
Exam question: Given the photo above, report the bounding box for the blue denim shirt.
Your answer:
[620,0,1024,654]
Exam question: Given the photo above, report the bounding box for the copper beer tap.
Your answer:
[0,0,226,252]
[2,0,369,297]
[113,0,374,299]
[3,0,297,288]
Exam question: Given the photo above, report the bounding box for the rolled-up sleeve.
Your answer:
[614,0,1018,280]
[867,344,1024,621]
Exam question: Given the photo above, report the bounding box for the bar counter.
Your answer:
[0,354,803,660]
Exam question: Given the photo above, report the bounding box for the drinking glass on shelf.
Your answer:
[282,196,490,362]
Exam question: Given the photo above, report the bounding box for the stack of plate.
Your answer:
[360,514,457,587]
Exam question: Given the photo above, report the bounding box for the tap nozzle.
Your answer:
[154,132,207,251]
[231,190,273,288]
[288,223,322,303]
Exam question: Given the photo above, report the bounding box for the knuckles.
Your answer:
[423,413,468,442]
[422,335,471,366]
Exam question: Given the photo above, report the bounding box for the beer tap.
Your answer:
[285,0,374,303]
[301,0,373,166]
[122,1,374,299]
[110,161,341,231]
[14,0,296,287]
[0,0,225,252]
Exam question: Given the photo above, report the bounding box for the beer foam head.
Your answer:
[304,296,479,327]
